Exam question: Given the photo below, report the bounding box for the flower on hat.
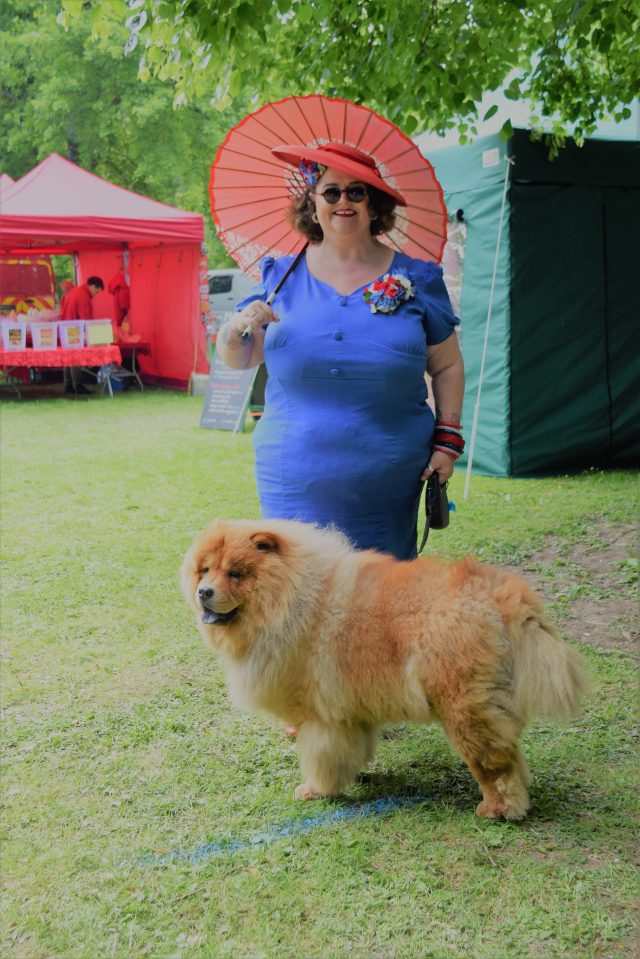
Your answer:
[299,159,325,188]
[363,271,415,314]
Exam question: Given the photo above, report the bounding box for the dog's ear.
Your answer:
[250,531,281,553]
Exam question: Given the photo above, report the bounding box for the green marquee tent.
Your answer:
[430,128,640,478]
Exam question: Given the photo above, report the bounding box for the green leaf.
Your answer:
[499,119,514,140]
[483,104,499,121]
[145,45,165,64]
[403,114,418,135]
[614,12,628,35]
[503,79,522,101]
[229,70,243,97]
[296,3,313,26]
[62,0,85,16]
[236,3,257,26]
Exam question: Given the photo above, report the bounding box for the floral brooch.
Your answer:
[363,271,415,314]
[298,160,326,188]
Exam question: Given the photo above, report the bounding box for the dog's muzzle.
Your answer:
[197,584,239,626]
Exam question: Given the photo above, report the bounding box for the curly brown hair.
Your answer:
[287,185,397,243]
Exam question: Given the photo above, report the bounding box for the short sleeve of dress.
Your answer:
[233,256,276,311]
[419,262,460,345]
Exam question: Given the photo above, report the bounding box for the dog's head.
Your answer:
[181,520,291,643]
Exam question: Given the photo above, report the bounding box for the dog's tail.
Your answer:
[495,576,589,721]
[513,615,588,720]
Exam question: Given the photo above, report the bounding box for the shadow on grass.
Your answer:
[352,747,616,828]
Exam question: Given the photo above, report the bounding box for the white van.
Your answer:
[207,269,255,331]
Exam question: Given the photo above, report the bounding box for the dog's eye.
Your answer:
[198,566,209,576]
[227,570,242,580]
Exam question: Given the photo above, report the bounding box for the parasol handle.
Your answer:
[240,242,309,338]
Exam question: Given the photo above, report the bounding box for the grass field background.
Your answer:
[1,390,637,959]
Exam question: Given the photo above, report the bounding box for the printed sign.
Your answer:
[199,350,258,432]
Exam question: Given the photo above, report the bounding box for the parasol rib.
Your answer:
[215,152,293,173]
[393,216,446,243]
[222,218,294,258]
[397,209,448,236]
[212,196,289,214]
[222,133,300,162]
[379,231,404,253]
[291,97,322,144]
[215,206,294,235]
[318,97,332,143]
[367,127,395,157]
[263,103,313,147]
[354,110,374,149]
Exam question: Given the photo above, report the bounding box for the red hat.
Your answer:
[271,142,407,206]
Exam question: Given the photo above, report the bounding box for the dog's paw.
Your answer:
[294,783,322,801]
[475,799,506,820]
[475,799,529,821]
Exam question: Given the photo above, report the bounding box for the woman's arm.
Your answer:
[422,333,465,483]
[215,301,279,370]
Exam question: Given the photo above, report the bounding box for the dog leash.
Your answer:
[418,474,450,554]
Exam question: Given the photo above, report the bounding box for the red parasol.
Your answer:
[210,95,448,281]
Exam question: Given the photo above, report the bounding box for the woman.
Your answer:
[216,142,465,561]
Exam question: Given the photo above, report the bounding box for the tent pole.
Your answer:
[463,155,514,500]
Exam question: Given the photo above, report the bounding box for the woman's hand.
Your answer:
[236,301,279,337]
[217,302,279,369]
[421,450,454,484]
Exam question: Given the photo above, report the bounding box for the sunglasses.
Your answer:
[315,185,368,204]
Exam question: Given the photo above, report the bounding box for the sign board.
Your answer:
[482,147,501,168]
[199,350,258,432]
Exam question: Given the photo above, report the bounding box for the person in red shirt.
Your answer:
[60,276,104,394]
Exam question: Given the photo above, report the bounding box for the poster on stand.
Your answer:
[199,350,258,432]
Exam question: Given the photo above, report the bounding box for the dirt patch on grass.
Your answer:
[505,521,638,654]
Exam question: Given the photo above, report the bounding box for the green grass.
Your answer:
[1,391,638,959]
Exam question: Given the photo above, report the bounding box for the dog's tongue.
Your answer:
[201,608,237,625]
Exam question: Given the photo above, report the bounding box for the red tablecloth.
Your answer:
[0,346,122,368]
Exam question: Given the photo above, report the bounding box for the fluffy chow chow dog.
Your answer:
[181,519,588,820]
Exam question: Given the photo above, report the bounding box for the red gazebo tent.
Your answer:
[0,173,15,195]
[0,154,208,386]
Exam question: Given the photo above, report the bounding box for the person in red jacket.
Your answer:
[107,271,131,336]
[60,276,104,394]
[59,276,104,321]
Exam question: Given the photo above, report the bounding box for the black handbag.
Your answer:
[418,473,450,553]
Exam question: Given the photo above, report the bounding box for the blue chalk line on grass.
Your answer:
[144,794,432,866]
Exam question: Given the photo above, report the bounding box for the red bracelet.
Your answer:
[432,421,465,460]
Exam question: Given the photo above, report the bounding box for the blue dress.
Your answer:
[235,251,458,560]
